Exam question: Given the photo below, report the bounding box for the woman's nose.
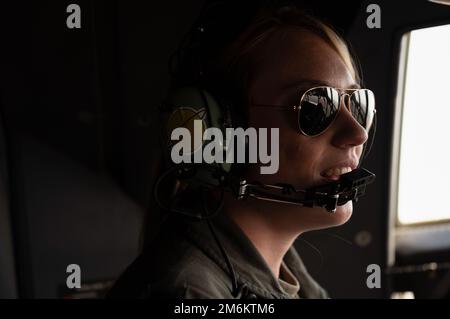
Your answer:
[330,98,368,148]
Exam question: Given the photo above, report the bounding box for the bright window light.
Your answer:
[398,24,450,225]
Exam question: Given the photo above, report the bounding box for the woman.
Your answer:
[108,5,375,299]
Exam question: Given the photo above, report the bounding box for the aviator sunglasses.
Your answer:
[251,86,376,136]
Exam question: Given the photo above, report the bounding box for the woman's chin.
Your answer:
[325,200,353,226]
[297,200,353,231]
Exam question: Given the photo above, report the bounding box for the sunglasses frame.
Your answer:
[251,86,377,137]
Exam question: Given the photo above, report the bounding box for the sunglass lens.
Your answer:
[350,89,375,130]
[299,87,340,136]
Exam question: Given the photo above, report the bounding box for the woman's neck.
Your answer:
[224,196,301,278]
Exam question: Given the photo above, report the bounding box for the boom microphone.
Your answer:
[155,165,376,215]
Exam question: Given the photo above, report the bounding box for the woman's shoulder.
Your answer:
[107,221,234,299]
[145,243,236,298]
[145,249,234,298]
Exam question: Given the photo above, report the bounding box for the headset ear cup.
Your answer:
[163,86,232,174]
[162,85,253,187]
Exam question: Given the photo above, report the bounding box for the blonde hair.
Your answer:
[215,6,361,102]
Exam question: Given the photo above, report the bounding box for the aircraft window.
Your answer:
[396,24,450,225]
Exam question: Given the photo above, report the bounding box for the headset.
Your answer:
[154,1,377,298]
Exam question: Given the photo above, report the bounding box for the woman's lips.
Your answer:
[320,166,353,181]
[321,175,341,181]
